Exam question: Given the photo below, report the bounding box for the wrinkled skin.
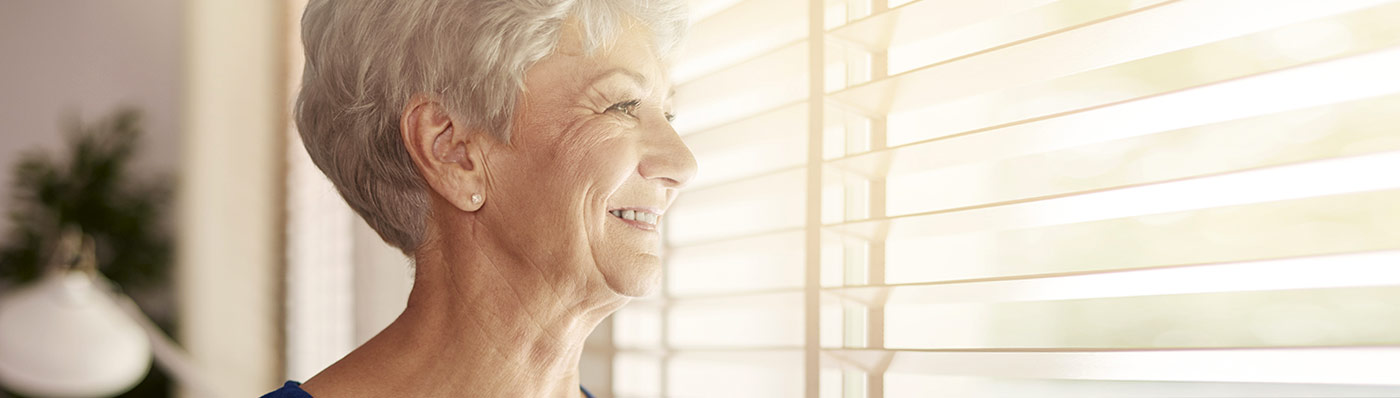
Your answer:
[300,17,695,398]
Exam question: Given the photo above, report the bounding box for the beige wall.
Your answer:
[178,0,284,396]
[1,1,289,396]
[350,221,414,346]
[0,0,183,234]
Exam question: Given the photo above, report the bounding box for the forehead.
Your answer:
[528,16,671,93]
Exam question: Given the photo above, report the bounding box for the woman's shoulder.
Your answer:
[260,381,313,398]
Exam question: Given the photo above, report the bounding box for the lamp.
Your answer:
[0,230,218,397]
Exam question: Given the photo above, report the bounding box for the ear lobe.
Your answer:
[401,95,487,213]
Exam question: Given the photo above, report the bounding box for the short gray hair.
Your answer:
[296,0,688,255]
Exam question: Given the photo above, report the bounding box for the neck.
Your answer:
[303,210,627,398]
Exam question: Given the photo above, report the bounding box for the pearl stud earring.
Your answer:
[470,193,483,204]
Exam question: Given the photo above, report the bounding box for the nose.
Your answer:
[638,118,697,189]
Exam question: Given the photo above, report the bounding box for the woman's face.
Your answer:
[478,19,695,298]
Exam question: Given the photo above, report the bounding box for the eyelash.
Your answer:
[607,99,677,123]
[606,99,641,117]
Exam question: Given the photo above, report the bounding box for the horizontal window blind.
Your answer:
[611,0,1400,396]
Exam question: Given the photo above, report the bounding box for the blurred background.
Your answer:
[2,0,1400,397]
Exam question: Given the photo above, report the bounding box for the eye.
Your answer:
[664,112,676,123]
[606,99,642,118]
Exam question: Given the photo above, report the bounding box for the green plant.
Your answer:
[0,107,171,288]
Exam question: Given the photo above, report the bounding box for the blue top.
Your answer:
[261,380,596,398]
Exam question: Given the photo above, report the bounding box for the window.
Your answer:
[609,0,1400,396]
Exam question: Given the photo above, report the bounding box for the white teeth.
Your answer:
[610,209,660,225]
[607,208,660,224]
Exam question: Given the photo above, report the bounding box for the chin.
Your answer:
[600,253,664,297]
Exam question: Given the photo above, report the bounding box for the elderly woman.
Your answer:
[261,0,695,396]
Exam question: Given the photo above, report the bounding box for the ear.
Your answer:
[400,94,487,212]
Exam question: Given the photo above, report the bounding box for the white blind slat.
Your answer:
[830,0,1392,115]
[828,45,1400,180]
[882,93,1400,217]
[828,250,1400,305]
[683,102,808,188]
[826,347,1400,386]
[827,0,1056,51]
[829,152,1400,239]
[879,1,1400,147]
[618,0,1400,395]
[675,0,807,83]
[673,41,809,134]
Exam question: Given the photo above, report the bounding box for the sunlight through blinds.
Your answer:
[612,0,1400,397]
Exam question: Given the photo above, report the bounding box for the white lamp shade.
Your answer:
[0,270,152,398]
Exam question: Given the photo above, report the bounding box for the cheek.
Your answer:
[550,118,637,189]
[501,116,638,237]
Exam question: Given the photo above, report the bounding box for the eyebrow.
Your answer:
[596,67,647,87]
[591,67,676,100]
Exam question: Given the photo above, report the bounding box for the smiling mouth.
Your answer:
[608,208,661,230]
